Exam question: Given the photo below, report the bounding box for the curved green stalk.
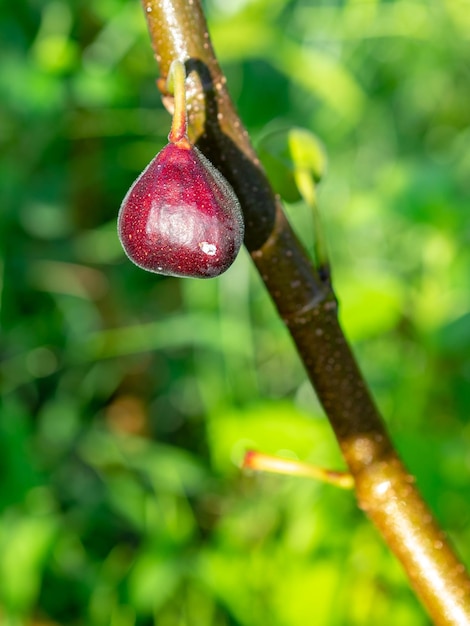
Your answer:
[166,59,190,147]
[140,1,470,623]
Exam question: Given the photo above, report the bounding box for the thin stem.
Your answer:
[243,450,354,489]
[167,59,190,148]
[140,1,470,624]
[293,168,330,281]
[287,128,330,280]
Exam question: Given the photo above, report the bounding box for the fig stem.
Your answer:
[167,60,190,148]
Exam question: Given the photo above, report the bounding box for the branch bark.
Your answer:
[140,1,470,623]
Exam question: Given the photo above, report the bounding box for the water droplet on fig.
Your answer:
[118,143,244,278]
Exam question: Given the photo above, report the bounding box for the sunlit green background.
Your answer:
[2,0,470,624]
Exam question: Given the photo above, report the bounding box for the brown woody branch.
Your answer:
[140,1,470,623]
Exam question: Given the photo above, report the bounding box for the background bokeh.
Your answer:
[2,0,470,624]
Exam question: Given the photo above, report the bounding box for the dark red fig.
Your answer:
[118,142,244,278]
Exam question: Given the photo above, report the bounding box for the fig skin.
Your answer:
[118,143,244,278]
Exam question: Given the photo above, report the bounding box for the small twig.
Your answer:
[242,450,354,489]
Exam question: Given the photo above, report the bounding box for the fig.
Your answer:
[118,141,244,278]
[118,60,244,278]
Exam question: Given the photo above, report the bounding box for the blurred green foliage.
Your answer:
[1,0,470,624]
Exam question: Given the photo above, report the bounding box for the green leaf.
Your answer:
[258,127,327,203]
[207,400,343,475]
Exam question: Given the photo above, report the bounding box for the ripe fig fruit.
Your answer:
[118,142,244,278]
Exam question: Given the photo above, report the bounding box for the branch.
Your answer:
[140,1,470,623]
